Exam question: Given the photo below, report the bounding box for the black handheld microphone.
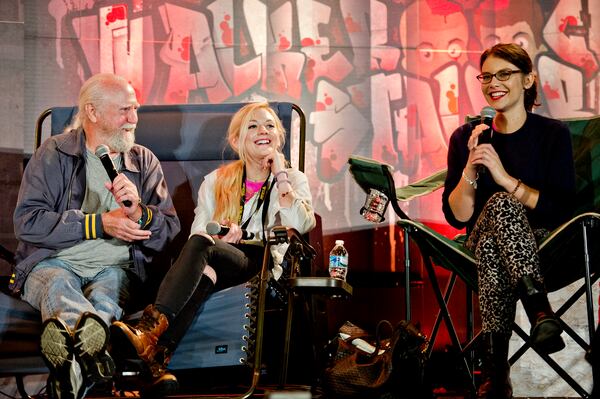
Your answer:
[476,106,496,174]
[206,221,255,240]
[95,144,132,207]
[478,106,496,145]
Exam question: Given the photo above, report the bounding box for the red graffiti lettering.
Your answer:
[426,0,461,16]
[220,14,233,47]
[301,37,315,47]
[278,34,291,51]
[559,16,578,32]
[179,36,191,61]
[543,81,560,100]
[105,4,127,26]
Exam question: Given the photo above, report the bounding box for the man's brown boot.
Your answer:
[111,304,169,363]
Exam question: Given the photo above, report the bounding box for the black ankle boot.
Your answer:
[517,275,565,354]
[477,332,513,399]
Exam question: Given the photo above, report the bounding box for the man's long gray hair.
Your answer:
[65,73,130,132]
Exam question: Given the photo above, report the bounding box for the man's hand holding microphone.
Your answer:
[96,144,151,242]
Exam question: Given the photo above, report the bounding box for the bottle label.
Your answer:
[329,255,348,280]
[329,255,348,268]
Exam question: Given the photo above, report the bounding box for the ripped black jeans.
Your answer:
[154,234,264,349]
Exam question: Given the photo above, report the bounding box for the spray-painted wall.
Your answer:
[24,0,600,238]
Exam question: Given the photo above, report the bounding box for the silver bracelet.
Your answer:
[462,170,478,189]
[275,170,289,180]
[276,179,291,189]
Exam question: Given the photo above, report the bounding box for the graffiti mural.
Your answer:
[30,0,600,237]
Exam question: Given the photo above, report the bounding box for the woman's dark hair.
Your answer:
[480,43,538,112]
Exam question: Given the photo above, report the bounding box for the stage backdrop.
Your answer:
[23,0,600,240]
[13,1,599,396]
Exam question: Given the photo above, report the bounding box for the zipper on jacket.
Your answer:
[68,155,83,210]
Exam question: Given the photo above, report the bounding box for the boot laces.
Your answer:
[138,309,161,333]
[148,346,172,378]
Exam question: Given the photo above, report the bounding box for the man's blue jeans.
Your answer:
[22,258,131,329]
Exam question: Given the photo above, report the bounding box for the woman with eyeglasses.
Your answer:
[442,43,576,398]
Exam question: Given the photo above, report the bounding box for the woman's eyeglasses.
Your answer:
[476,69,522,84]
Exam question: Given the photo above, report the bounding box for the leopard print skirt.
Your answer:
[465,192,548,334]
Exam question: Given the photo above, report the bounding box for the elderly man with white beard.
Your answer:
[12,73,180,399]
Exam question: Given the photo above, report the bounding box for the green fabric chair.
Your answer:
[347,115,600,397]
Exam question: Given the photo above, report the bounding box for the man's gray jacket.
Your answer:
[12,128,181,294]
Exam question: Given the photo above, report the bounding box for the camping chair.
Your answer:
[347,116,600,398]
[0,102,320,398]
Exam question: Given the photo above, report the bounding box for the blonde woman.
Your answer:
[111,102,316,396]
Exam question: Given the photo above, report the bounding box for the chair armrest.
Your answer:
[395,169,447,201]
[537,212,600,292]
[348,155,447,203]
[270,226,318,281]
[270,226,317,260]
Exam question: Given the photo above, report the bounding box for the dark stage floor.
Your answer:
[8,373,584,399]
[6,349,587,399]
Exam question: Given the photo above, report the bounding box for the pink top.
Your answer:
[245,179,264,202]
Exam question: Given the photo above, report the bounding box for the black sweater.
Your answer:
[442,112,576,232]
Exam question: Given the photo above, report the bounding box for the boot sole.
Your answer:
[74,312,115,382]
[41,318,73,373]
[41,318,86,399]
[140,374,179,398]
[531,319,565,354]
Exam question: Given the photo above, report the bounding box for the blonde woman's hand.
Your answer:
[261,148,286,175]
[219,220,243,243]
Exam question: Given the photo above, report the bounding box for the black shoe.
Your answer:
[41,317,86,399]
[73,312,115,383]
[518,275,565,355]
[477,332,513,399]
[530,317,565,354]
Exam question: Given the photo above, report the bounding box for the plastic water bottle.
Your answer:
[329,240,348,280]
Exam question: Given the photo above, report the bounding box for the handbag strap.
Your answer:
[338,320,395,358]
[363,320,394,359]
[374,320,394,345]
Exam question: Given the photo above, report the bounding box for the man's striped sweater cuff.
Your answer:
[139,204,153,229]
[84,213,104,239]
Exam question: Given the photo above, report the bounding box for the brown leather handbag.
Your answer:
[323,320,428,398]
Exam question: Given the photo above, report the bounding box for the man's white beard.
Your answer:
[106,124,136,153]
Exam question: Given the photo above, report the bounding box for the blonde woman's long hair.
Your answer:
[213,102,286,224]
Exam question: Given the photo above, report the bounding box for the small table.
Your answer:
[280,277,353,386]
[289,276,353,297]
